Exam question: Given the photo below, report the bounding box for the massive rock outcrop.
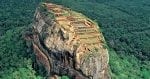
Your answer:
[25,3,110,79]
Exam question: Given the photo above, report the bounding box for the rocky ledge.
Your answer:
[25,3,110,79]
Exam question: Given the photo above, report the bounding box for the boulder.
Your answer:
[26,3,110,79]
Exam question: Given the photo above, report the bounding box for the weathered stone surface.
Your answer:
[26,3,110,79]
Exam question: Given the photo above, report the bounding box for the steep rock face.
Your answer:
[27,3,110,79]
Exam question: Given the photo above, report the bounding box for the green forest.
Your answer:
[0,0,150,79]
